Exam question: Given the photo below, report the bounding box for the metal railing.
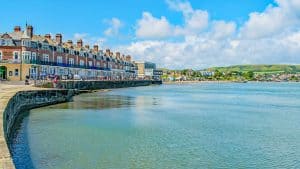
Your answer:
[22,59,112,71]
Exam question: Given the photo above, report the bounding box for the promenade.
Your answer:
[0,84,40,169]
[0,82,53,169]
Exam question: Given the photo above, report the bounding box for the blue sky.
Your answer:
[1,0,299,69]
[1,0,273,39]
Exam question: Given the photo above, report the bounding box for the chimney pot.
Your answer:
[26,25,33,38]
[67,40,73,46]
[77,39,83,48]
[55,34,62,44]
[93,45,99,52]
[45,34,51,39]
[126,55,132,62]
[14,26,21,32]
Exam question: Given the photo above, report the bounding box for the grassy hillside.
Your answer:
[205,65,300,74]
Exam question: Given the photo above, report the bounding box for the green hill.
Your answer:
[205,65,300,74]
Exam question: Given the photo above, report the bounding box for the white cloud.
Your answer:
[240,0,300,39]
[104,17,123,36]
[117,0,300,69]
[73,33,106,47]
[210,21,236,39]
[136,12,173,39]
[166,0,209,35]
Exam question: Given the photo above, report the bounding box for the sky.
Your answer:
[1,0,300,69]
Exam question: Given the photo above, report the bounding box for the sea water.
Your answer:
[10,83,300,168]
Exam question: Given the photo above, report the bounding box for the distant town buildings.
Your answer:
[0,25,161,82]
[135,61,162,80]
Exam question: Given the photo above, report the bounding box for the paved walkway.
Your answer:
[0,84,44,169]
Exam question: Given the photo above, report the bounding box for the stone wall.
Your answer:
[57,80,162,90]
[3,90,74,140]
[0,89,75,169]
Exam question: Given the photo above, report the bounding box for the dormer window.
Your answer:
[42,43,49,50]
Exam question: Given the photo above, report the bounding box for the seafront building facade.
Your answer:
[135,61,162,80]
[0,25,137,81]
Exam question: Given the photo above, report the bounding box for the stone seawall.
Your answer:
[58,80,162,90]
[0,86,75,169]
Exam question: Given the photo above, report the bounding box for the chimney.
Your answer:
[85,45,90,49]
[116,52,120,59]
[93,45,99,52]
[76,39,83,48]
[126,55,132,62]
[67,40,73,46]
[45,34,51,39]
[26,25,33,38]
[55,34,62,44]
[105,49,110,56]
[14,26,21,32]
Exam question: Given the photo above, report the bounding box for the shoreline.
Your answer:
[163,80,299,84]
[0,85,74,169]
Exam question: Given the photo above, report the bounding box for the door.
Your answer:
[0,66,7,80]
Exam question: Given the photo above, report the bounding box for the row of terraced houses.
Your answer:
[0,25,151,81]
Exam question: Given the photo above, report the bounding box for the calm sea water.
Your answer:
[10,83,300,169]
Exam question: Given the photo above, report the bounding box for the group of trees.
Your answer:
[213,70,254,81]
[162,69,256,81]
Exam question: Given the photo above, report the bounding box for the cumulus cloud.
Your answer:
[167,0,209,35]
[119,0,300,69]
[136,12,173,39]
[210,21,236,39]
[240,0,300,39]
[104,17,123,36]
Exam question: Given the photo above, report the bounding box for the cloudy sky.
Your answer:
[1,0,300,69]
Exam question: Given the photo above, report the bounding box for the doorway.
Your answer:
[0,66,7,80]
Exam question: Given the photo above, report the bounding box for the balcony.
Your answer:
[0,59,22,64]
[23,59,111,71]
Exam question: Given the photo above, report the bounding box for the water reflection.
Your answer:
[48,93,135,110]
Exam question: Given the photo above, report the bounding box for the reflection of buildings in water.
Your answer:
[69,94,134,110]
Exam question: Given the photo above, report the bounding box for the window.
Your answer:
[43,54,49,62]
[14,69,19,76]
[88,61,93,67]
[49,67,55,75]
[14,51,19,60]
[68,58,74,65]
[57,56,63,64]
[0,51,2,60]
[59,68,64,75]
[42,67,48,74]
[42,44,49,50]
[64,69,68,75]
[32,52,36,60]
[80,60,85,66]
